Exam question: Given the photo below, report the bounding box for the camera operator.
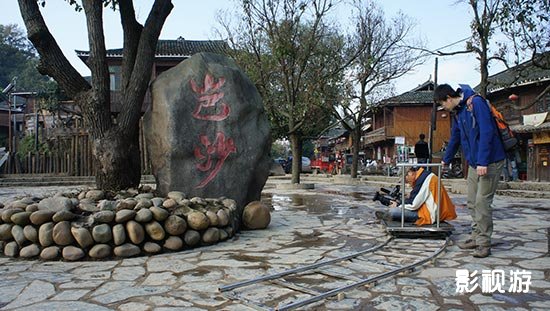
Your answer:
[376,166,457,226]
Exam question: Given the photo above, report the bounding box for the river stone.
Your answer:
[11,225,26,246]
[151,197,164,207]
[4,241,19,257]
[39,222,54,247]
[8,200,28,209]
[52,210,76,222]
[143,52,270,219]
[30,210,55,225]
[40,246,60,260]
[149,206,169,222]
[134,198,153,210]
[10,211,31,226]
[202,227,220,244]
[223,225,234,237]
[242,201,271,229]
[205,211,218,227]
[167,191,185,202]
[2,208,23,223]
[20,244,40,258]
[143,242,161,253]
[116,199,137,210]
[38,197,73,212]
[135,193,154,200]
[219,228,229,241]
[114,243,141,257]
[94,211,115,223]
[98,200,117,211]
[187,211,209,231]
[25,203,39,213]
[162,199,178,209]
[217,209,229,226]
[145,221,165,241]
[23,225,38,243]
[116,210,136,223]
[85,190,105,201]
[89,244,111,259]
[63,246,85,261]
[53,221,74,246]
[135,209,153,223]
[184,230,200,247]
[78,199,99,213]
[126,221,145,244]
[163,236,183,251]
[222,199,237,211]
[112,224,126,245]
[0,224,13,240]
[92,224,112,243]
[71,227,94,248]
[164,215,187,235]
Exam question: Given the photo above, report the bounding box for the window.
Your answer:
[109,66,121,91]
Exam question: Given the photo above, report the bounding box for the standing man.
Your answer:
[434,84,506,258]
[414,133,430,163]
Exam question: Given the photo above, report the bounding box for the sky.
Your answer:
[0,0,506,95]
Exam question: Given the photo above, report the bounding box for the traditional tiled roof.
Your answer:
[76,38,228,59]
[380,80,435,106]
[511,121,550,133]
[483,53,550,94]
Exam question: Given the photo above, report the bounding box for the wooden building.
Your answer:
[485,55,550,181]
[362,81,452,163]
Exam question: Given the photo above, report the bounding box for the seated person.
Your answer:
[376,166,456,226]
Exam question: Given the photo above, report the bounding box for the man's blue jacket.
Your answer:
[443,84,506,168]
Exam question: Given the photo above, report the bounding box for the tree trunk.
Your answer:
[289,133,302,184]
[93,127,141,190]
[351,127,361,179]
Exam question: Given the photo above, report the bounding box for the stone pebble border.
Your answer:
[0,186,238,261]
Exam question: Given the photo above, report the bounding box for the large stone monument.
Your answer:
[144,52,271,221]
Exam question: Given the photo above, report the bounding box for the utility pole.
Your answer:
[429,58,438,164]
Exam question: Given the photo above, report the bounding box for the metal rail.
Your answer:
[219,237,392,292]
[220,237,449,311]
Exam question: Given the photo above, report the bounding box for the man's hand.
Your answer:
[477,165,488,176]
[389,201,398,208]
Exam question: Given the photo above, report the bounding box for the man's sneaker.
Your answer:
[457,239,477,250]
[472,246,491,258]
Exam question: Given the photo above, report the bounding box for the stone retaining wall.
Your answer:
[0,187,238,261]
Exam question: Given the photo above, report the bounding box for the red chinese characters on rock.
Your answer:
[190,72,237,189]
[194,132,237,189]
[189,73,231,121]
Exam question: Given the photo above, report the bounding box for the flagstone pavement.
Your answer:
[0,179,548,310]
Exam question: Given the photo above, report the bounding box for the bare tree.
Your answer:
[220,0,344,184]
[339,0,425,178]
[17,0,173,190]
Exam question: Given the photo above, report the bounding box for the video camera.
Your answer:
[373,185,402,206]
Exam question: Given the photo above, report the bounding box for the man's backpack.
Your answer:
[466,95,518,152]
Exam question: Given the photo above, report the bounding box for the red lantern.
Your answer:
[508,94,519,101]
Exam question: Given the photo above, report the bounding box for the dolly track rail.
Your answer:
[219,237,449,311]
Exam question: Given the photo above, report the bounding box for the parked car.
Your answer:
[283,156,312,174]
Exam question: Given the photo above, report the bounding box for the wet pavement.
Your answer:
[0,178,548,310]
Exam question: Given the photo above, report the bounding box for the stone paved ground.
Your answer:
[0,179,548,310]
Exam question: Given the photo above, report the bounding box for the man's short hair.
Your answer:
[419,134,425,140]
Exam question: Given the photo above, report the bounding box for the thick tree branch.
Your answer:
[118,0,143,92]
[117,0,173,135]
[81,0,111,135]
[17,0,90,98]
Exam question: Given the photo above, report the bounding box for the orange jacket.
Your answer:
[413,169,457,226]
